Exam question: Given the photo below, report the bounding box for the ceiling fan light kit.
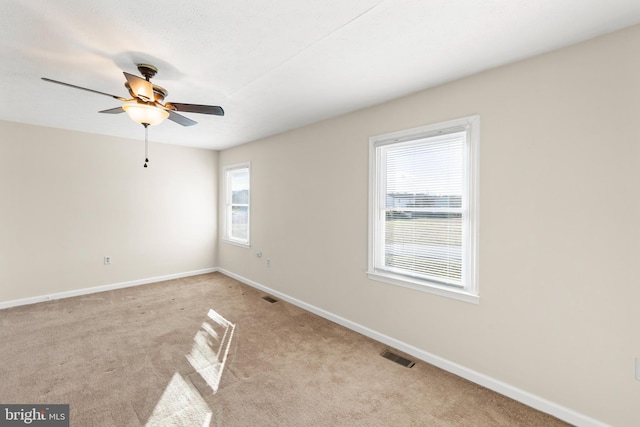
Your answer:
[122,101,169,126]
[41,63,224,167]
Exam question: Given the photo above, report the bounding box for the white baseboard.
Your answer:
[0,267,219,310]
[218,268,608,427]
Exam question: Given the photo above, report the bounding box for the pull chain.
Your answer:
[143,123,149,168]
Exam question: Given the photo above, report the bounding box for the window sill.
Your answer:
[367,271,479,304]
[221,238,251,249]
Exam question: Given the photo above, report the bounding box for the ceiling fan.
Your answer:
[42,64,224,167]
[42,63,224,127]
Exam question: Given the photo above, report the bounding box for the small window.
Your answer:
[368,116,479,303]
[223,162,250,247]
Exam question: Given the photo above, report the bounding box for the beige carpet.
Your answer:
[0,272,569,426]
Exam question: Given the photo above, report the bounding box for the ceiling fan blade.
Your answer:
[98,107,124,114]
[123,72,154,102]
[168,103,224,116]
[41,77,126,100]
[168,110,197,127]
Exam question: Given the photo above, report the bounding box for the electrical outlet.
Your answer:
[635,357,640,381]
[266,258,271,267]
[104,256,112,265]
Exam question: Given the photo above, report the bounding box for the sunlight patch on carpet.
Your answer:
[145,372,212,427]
[186,308,236,394]
[146,309,236,426]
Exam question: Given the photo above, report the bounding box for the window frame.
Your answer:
[222,162,251,248]
[368,116,479,304]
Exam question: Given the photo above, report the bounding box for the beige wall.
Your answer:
[218,25,640,426]
[0,121,218,303]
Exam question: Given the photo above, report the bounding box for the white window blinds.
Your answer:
[224,163,250,246]
[369,115,478,302]
[376,132,465,287]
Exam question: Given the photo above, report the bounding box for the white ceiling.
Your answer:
[2,1,640,150]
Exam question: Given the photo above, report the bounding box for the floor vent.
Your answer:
[381,349,415,368]
[262,296,278,304]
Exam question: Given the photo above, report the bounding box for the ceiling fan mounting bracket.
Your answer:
[137,64,158,81]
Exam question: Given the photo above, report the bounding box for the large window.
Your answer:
[223,162,250,246]
[368,116,479,303]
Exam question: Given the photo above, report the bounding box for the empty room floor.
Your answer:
[0,273,568,426]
